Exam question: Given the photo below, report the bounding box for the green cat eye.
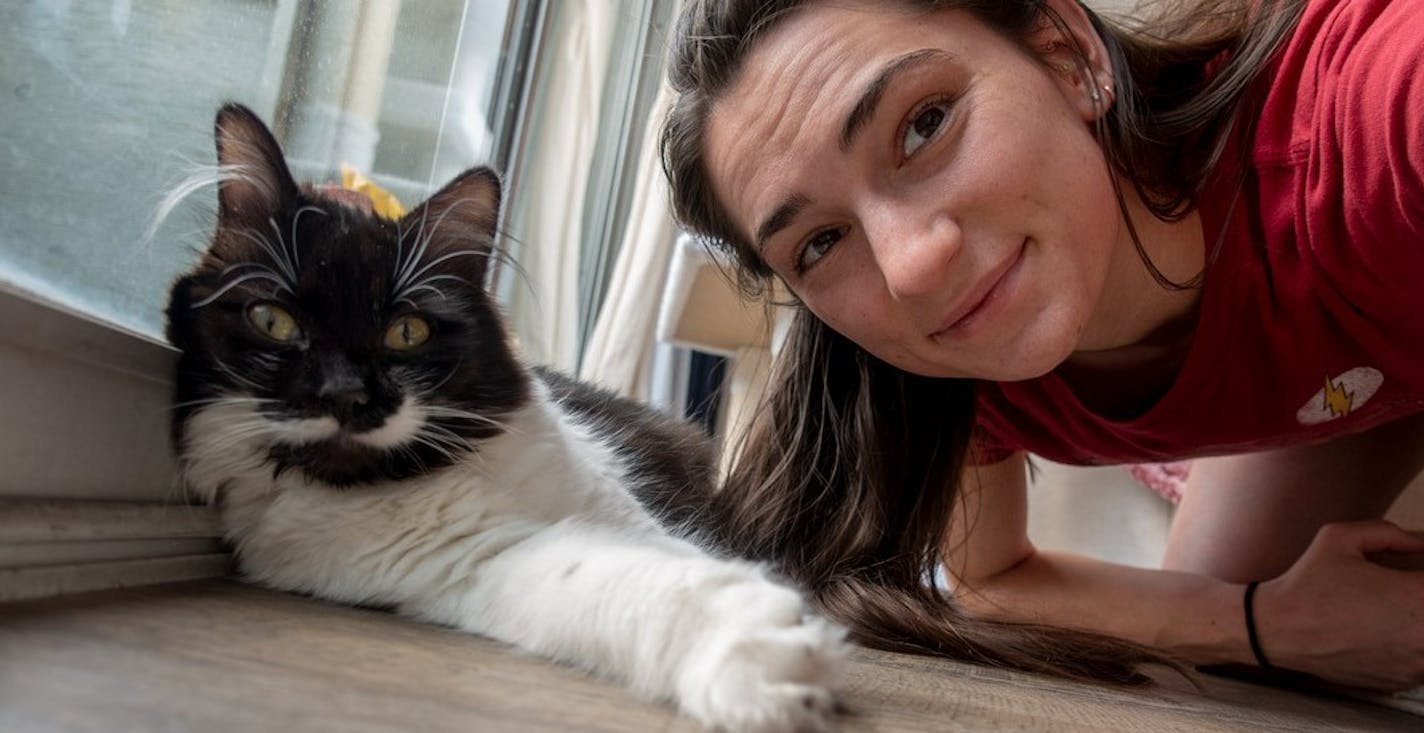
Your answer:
[385,315,431,351]
[247,303,302,343]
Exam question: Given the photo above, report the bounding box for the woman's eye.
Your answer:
[797,228,845,273]
[902,103,950,159]
[247,303,302,343]
[384,315,432,351]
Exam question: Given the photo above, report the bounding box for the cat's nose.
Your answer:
[321,384,370,411]
[319,385,370,425]
[317,363,370,418]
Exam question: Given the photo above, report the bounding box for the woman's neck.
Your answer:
[1071,183,1206,364]
[1058,183,1206,417]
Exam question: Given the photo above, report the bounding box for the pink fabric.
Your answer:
[1127,461,1191,504]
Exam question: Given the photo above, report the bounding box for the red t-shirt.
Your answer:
[974,0,1424,466]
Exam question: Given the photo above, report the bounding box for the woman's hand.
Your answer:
[1255,520,1424,690]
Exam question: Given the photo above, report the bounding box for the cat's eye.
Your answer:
[247,303,302,343]
[385,315,431,351]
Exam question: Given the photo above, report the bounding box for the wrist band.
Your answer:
[1244,580,1273,670]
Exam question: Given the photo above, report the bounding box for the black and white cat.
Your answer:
[165,104,843,732]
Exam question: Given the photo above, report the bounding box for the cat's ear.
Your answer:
[398,167,502,280]
[213,103,300,224]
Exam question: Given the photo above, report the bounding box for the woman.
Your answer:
[661,0,1424,689]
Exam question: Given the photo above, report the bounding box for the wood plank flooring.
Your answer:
[0,580,1417,732]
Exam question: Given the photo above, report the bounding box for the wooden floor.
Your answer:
[0,580,1417,732]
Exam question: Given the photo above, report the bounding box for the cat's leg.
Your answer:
[427,521,844,732]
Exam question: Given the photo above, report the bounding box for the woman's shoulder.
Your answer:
[1254,0,1424,166]
[1244,0,1423,302]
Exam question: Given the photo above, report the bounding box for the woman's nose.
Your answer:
[864,206,963,301]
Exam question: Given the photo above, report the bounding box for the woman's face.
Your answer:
[704,1,1124,380]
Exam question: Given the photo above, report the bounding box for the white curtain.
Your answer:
[577,84,680,397]
[503,0,615,371]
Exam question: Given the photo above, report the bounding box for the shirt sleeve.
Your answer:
[1303,0,1424,302]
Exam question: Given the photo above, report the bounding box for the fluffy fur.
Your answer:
[166,104,843,731]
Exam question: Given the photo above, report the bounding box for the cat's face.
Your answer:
[166,104,529,488]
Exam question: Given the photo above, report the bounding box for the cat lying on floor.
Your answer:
[164,103,844,732]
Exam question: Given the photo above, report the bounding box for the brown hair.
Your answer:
[662,0,1305,684]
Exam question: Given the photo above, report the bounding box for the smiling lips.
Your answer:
[930,240,1027,339]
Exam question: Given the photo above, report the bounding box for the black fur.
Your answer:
[535,367,719,529]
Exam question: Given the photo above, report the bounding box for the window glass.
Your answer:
[0,0,517,339]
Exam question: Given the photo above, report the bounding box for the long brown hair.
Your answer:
[662,0,1304,684]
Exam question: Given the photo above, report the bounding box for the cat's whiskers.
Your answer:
[247,352,284,371]
[392,442,432,475]
[419,359,464,394]
[421,405,519,435]
[171,395,279,412]
[288,205,327,271]
[145,162,271,245]
[482,225,537,299]
[390,198,534,305]
[266,217,303,286]
[419,419,477,446]
[406,428,464,465]
[392,200,487,294]
[192,262,295,309]
[228,227,299,286]
[214,359,267,392]
[195,419,277,456]
[396,193,475,283]
[394,275,466,307]
[393,206,441,292]
[393,250,485,304]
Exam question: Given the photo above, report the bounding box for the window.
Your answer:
[1,0,530,338]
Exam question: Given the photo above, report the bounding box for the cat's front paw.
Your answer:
[678,580,846,732]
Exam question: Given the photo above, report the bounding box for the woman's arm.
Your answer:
[1166,413,1424,688]
[945,450,1424,690]
[946,454,1248,664]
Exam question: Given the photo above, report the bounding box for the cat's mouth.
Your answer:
[264,398,471,486]
[269,438,406,487]
[269,397,423,449]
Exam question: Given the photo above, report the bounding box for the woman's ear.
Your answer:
[1029,0,1115,121]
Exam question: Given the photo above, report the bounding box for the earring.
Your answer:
[1092,75,1114,106]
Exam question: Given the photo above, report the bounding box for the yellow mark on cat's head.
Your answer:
[341,163,407,220]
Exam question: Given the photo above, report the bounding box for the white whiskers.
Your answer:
[214,359,267,391]
[422,404,519,435]
[145,163,267,244]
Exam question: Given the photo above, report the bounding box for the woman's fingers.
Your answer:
[1312,519,1424,556]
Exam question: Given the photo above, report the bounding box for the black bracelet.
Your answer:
[1244,580,1273,670]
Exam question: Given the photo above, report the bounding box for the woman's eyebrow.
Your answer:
[839,48,950,153]
[755,194,811,252]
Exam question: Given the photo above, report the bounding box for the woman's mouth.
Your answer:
[931,240,1028,340]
